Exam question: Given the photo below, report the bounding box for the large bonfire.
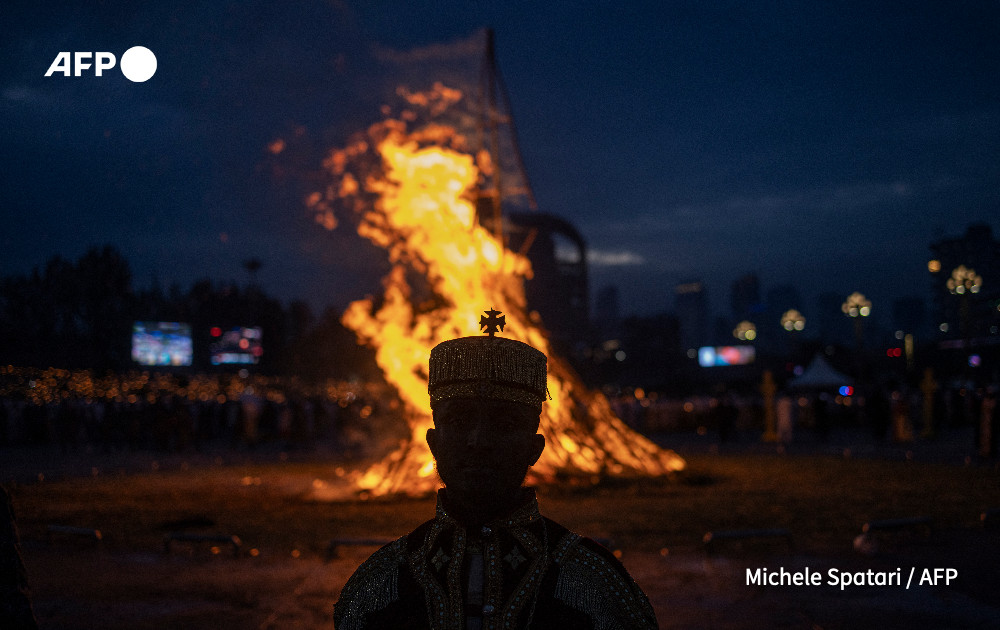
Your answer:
[307,83,683,497]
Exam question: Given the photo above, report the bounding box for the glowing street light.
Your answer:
[842,292,871,350]
[733,320,757,341]
[946,265,982,295]
[781,309,806,332]
[947,265,983,341]
[841,292,872,318]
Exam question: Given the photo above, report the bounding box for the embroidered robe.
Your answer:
[334,490,658,630]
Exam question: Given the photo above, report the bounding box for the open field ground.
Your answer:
[4,430,1000,629]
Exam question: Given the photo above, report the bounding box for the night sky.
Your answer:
[2,1,998,327]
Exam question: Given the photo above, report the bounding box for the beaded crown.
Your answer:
[428,310,547,411]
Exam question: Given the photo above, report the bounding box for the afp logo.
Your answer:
[44,46,157,82]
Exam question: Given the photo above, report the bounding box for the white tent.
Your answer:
[788,354,853,389]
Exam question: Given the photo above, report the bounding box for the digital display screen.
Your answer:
[210,326,263,365]
[698,345,756,367]
[131,322,193,366]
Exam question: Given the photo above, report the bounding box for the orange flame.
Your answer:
[313,86,683,496]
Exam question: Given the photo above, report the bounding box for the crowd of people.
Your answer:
[608,378,999,457]
[2,365,997,458]
[0,366,401,456]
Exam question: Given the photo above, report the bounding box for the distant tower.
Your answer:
[506,212,589,353]
[928,222,1000,339]
[243,258,262,287]
[730,273,761,323]
[474,28,537,239]
[892,296,926,336]
[765,285,802,318]
[675,280,708,351]
[468,29,589,345]
[765,284,803,336]
[816,291,850,346]
[594,285,621,338]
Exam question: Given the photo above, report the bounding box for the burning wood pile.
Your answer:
[307,83,683,497]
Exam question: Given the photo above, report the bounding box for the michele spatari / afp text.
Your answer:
[746,567,958,590]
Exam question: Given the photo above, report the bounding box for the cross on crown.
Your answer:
[480,308,505,337]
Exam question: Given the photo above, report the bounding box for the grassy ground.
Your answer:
[5,445,1000,629]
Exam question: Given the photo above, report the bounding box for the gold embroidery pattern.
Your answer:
[495,520,542,628]
[408,512,467,630]
[431,547,451,571]
[429,336,547,410]
[473,499,549,630]
[410,492,554,630]
[446,528,466,628]
[551,529,581,564]
[554,542,658,630]
[333,537,406,630]
[504,547,526,569]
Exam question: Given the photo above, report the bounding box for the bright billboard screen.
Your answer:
[210,326,263,365]
[131,321,193,366]
[698,345,756,367]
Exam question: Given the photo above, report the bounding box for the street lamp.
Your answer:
[733,320,757,341]
[947,265,982,295]
[842,292,871,349]
[841,292,872,318]
[781,309,806,332]
[948,265,983,341]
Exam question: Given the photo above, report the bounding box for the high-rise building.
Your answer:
[730,273,761,322]
[763,284,805,354]
[765,285,802,318]
[928,223,1000,340]
[816,291,851,346]
[593,285,621,338]
[505,211,589,352]
[675,280,707,350]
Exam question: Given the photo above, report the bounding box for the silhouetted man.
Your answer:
[334,311,658,629]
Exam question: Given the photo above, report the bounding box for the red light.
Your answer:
[886,348,902,357]
[210,327,222,337]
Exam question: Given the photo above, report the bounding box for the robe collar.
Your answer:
[434,487,541,533]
